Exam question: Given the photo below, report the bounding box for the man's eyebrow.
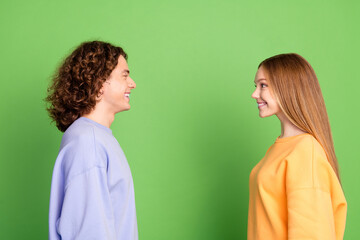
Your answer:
[254,78,266,83]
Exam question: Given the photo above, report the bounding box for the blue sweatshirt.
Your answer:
[49,117,138,240]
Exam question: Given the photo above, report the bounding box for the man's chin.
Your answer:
[116,106,131,114]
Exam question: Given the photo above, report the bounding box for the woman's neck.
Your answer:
[277,112,306,138]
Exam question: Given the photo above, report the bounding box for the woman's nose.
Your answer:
[251,89,259,99]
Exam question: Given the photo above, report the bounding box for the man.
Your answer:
[46,41,138,240]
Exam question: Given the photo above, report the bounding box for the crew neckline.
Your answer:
[275,133,310,143]
[79,117,113,134]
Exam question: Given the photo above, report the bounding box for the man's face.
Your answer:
[101,55,136,114]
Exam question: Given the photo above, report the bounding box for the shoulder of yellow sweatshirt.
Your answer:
[248,134,347,240]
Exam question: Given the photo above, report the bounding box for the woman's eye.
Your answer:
[261,84,267,88]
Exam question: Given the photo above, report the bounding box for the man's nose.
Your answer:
[129,78,136,89]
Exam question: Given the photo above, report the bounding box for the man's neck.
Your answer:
[82,103,115,128]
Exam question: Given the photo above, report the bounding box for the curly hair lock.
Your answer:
[46,41,127,132]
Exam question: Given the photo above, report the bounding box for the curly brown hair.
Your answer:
[46,41,127,132]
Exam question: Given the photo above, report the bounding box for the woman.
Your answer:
[248,53,347,240]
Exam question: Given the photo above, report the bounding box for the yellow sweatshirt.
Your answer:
[248,133,347,240]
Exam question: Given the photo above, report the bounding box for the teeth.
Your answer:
[125,93,130,97]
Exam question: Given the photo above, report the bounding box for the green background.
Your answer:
[1,0,359,239]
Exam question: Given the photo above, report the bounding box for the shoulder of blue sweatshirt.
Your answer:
[57,117,114,189]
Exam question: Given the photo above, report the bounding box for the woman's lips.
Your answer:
[257,102,267,108]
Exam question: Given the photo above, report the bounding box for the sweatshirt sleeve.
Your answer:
[54,128,117,240]
[56,166,117,240]
[287,187,336,239]
[286,138,346,240]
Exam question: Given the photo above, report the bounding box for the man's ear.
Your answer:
[96,88,104,101]
[97,80,110,101]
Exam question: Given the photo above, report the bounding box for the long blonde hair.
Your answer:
[259,53,340,181]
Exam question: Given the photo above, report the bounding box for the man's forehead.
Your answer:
[117,56,129,71]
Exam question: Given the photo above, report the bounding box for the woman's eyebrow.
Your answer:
[254,78,266,83]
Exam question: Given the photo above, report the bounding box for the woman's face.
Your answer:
[251,66,281,118]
